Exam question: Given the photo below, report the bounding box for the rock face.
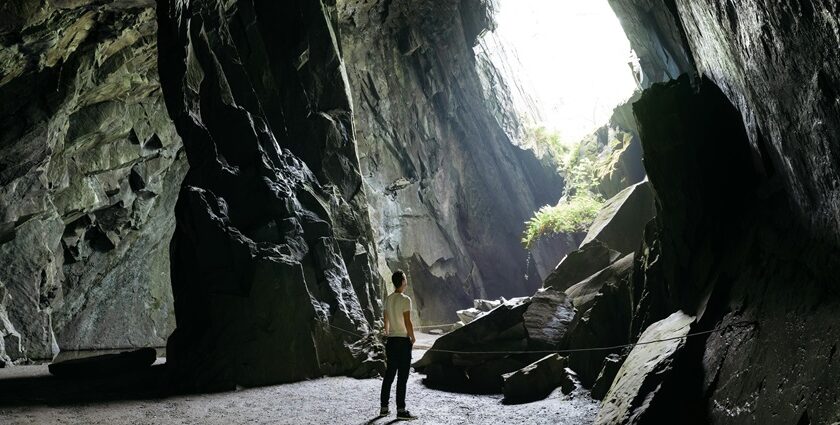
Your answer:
[607,0,695,88]
[582,66,840,422]
[0,0,184,362]
[564,254,635,388]
[157,0,383,390]
[612,0,840,241]
[595,311,695,425]
[338,0,566,324]
[543,241,622,292]
[580,181,655,256]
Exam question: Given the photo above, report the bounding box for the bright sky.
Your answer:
[494,0,638,143]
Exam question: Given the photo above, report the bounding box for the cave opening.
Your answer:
[491,0,639,142]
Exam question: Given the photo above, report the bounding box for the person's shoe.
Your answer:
[396,410,418,420]
[379,406,389,417]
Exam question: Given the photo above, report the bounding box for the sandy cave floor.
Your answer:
[0,334,598,425]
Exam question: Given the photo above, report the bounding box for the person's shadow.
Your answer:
[363,415,410,424]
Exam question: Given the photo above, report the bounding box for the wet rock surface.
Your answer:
[0,0,184,362]
[338,0,567,324]
[157,0,383,389]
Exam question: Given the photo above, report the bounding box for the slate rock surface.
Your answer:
[0,0,184,362]
[414,297,536,392]
[595,311,694,425]
[502,354,569,404]
[157,0,383,390]
[543,240,622,292]
[580,181,655,256]
[338,0,567,324]
[522,289,575,348]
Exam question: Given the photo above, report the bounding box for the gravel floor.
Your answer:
[0,336,599,425]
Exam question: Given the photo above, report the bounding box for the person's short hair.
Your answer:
[391,270,406,289]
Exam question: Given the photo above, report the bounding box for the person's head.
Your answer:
[391,270,407,292]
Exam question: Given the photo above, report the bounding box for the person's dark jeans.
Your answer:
[380,337,412,410]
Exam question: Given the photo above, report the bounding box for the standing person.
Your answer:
[379,270,418,420]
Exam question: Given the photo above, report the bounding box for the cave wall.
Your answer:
[600,1,840,423]
[0,0,184,364]
[337,0,566,324]
[157,0,383,390]
[611,0,840,241]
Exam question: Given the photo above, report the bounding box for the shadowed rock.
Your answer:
[543,241,622,291]
[566,253,634,313]
[591,354,623,400]
[157,0,383,390]
[564,253,635,387]
[596,311,694,425]
[580,181,655,256]
[414,298,538,392]
[48,347,157,378]
[502,354,580,404]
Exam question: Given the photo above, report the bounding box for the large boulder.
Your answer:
[502,354,571,403]
[596,311,695,425]
[415,297,538,392]
[415,298,531,369]
[529,233,584,282]
[543,240,622,291]
[522,289,575,347]
[563,253,635,387]
[565,253,635,313]
[580,180,655,256]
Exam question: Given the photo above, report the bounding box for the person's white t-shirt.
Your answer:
[385,292,412,337]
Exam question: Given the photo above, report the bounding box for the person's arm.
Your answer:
[403,311,415,345]
[404,297,415,345]
[383,310,389,336]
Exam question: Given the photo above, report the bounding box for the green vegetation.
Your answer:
[520,124,634,248]
[522,125,568,162]
[522,193,603,249]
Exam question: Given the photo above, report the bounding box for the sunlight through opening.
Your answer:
[493,0,639,144]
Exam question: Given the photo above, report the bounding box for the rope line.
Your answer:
[327,321,754,355]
